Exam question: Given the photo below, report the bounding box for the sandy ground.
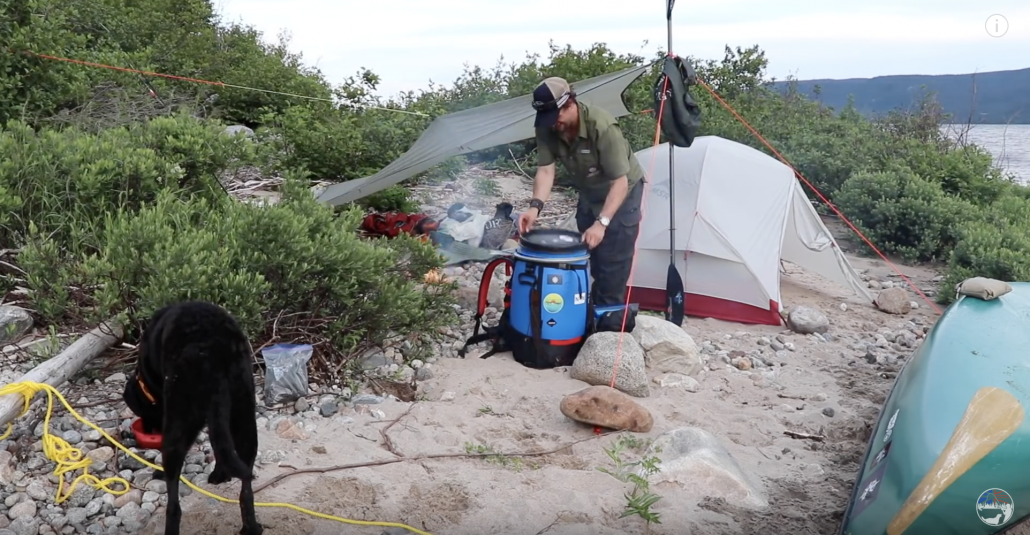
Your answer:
[131,174,949,535]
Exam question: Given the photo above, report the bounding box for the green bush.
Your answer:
[0,115,249,255]
[21,175,457,359]
[834,169,977,263]
[941,194,1030,303]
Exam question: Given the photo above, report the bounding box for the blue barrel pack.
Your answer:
[508,228,591,368]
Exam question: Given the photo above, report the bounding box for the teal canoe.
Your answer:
[838,281,1030,535]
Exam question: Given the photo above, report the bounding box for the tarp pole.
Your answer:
[666,0,676,265]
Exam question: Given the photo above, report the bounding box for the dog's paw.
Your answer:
[207,465,231,485]
[240,524,263,535]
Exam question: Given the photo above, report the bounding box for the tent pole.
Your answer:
[666,2,676,266]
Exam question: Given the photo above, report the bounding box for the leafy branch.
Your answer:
[596,434,663,531]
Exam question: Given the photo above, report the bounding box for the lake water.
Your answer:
[941,124,1030,184]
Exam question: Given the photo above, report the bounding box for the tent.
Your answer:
[315,65,650,206]
[627,136,873,325]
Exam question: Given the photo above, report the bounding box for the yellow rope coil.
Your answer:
[0,381,433,535]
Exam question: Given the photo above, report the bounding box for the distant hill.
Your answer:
[770,68,1030,124]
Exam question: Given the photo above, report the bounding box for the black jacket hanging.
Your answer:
[653,55,702,148]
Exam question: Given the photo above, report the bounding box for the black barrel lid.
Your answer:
[518,228,588,254]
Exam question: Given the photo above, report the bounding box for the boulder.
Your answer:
[875,287,912,315]
[644,427,767,508]
[631,315,703,376]
[571,332,649,397]
[559,385,653,432]
[0,305,33,345]
[222,124,255,137]
[786,306,829,334]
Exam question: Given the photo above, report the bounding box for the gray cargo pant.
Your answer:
[575,179,644,307]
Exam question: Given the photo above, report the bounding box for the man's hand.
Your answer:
[583,221,606,249]
[518,208,538,235]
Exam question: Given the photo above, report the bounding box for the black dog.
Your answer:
[123,301,262,535]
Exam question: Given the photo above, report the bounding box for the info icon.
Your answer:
[986,15,1009,37]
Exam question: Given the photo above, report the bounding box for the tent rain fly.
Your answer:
[315,65,651,206]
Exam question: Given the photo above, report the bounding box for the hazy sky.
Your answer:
[213,0,1029,98]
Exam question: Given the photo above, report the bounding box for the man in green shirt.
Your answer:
[517,76,646,310]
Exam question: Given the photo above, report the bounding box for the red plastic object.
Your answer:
[130,418,163,450]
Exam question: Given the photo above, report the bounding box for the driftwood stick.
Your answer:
[0,317,125,428]
[783,430,825,442]
[253,430,616,494]
[379,403,416,457]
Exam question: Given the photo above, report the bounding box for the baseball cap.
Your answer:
[531,77,571,128]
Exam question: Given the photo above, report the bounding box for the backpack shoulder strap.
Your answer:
[457,256,513,358]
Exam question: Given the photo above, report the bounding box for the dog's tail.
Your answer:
[207,387,253,480]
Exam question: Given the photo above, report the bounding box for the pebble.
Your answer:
[319,402,337,417]
[60,430,82,445]
[351,394,385,405]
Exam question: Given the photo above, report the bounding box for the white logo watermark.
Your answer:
[976,488,1014,527]
[986,14,1009,38]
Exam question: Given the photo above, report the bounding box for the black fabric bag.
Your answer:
[653,55,703,148]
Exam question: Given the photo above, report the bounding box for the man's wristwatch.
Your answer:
[597,216,611,227]
[529,198,544,213]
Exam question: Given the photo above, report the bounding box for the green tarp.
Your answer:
[315,65,651,206]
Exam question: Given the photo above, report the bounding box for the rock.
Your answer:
[7,499,36,519]
[143,479,166,494]
[0,450,14,484]
[631,315,703,376]
[786,306,829,334]
[86,447,114,464]
[654,373,699,392]
[559,386,653,433]
[114,501,150,532]
[310,401,333,418]
[359,350,391,371]
[645,427,767,508]
[112,490,142,509]
[0,305,33,345]
[103,373,126,384]
[65,508,88,528]
[822,407,836,417]
[293,397,310,412]
[275,419,309,441]
[414,366,434,381]
[25,480,49,501]
[7,517,37,535]
[352,394,385,405]
[222,125,254,137]
[571,332,649,397]
[64,485,94,508]
[875,287,912,315]
[259,450,287,465]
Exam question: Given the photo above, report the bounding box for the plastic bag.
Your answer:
[261,343,313,406]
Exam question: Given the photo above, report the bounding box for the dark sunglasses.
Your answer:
[531,91,569,112]
[532,99,558,112]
